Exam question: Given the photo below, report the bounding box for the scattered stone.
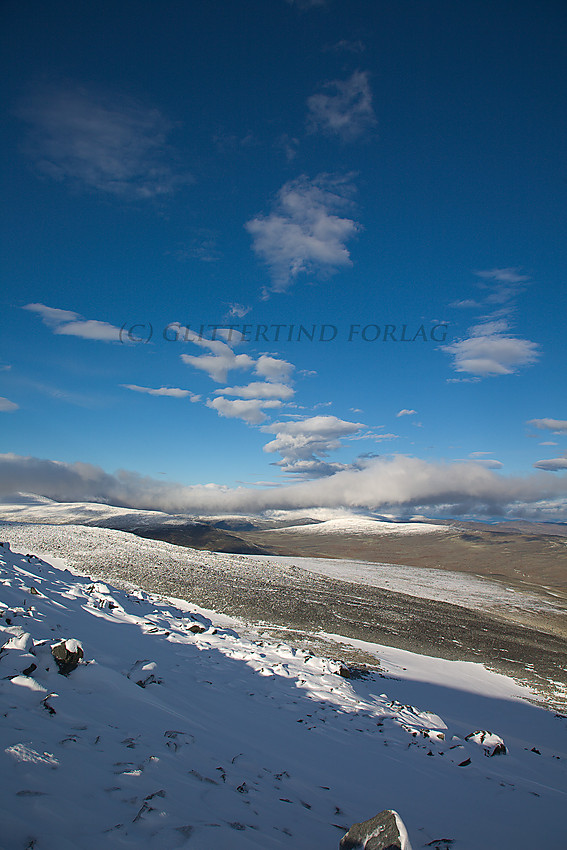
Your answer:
[51,639,84,675]
[188,623,206,634]
[340,809,412,849]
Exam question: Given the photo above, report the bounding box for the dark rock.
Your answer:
[51,639,84,675]
[340,809,410,849]
[188,624,206,634]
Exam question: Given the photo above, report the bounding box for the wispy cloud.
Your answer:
[528,418,567,434]
[0,398,19,413]
[533,457,567,471]
[306,71,376,141]
[323,39,366,54]
[443,321,539,376]
[444,270,539,377]
[285,0,326,9]
[122,385,201,401]
[18,85,189,199]
[246,173,359,293]
[24,303,122,342]
[225,303,252,319]
[396,409,417,418]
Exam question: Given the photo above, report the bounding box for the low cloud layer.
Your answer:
[2,452,565,520]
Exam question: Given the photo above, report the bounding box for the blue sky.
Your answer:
[1,0,567,519]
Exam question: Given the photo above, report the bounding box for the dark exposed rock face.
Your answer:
[340,809,410,849]
[51,639,83,675]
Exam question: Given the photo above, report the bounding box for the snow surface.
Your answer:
[1,542,566,849]
[272,517,449,535]
[249,554,563,616]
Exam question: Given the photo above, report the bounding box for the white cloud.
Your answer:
[19,85,189,199]
[254,355,294,383]
[396,409,417,418]
[533,458,567,471]
[261,415,364,474]
[246,174,359,292]
[180,330,255,382]
[23,303,80,326]
[528,418,567,434]
[540,441,558,446]
[214,382,294,400]
[122,385,201,401]
[55,319,122,342]
[23,302,123,342]
[0,397,19,412]
[443,320,539,376]
[306,71,376,141]
[2,452,567,520]
[206,397,282,425]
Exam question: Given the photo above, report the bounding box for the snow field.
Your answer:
[1,543,566,849]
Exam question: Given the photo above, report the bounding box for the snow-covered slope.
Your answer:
[0,493,179,528]
[269,517,449,535]
[1,542,566,849]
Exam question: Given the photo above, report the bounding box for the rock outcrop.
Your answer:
[340,809,412,849]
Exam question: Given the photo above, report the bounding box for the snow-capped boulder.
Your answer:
[465,730,507,756]
[340,809,412,849]
[51,638,84,675]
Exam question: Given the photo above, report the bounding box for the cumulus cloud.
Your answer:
[23,303,122,342]
[442,320,539,376]
[206,397,282,425]
[396,409,417,418]
[533,458,567,471]
[245,173,359,292]
[306,71,376,141]
[261,415,365,474]
[122,385,201,401]
[1,452,566,520]
[254,355,294,383]
[0,397,19,412]
[180,330,255,382]
[528,418,567,434]
[18,85,189,199]
[214,382,294,400]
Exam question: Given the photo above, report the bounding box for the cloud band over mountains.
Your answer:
[1,453,565,520]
